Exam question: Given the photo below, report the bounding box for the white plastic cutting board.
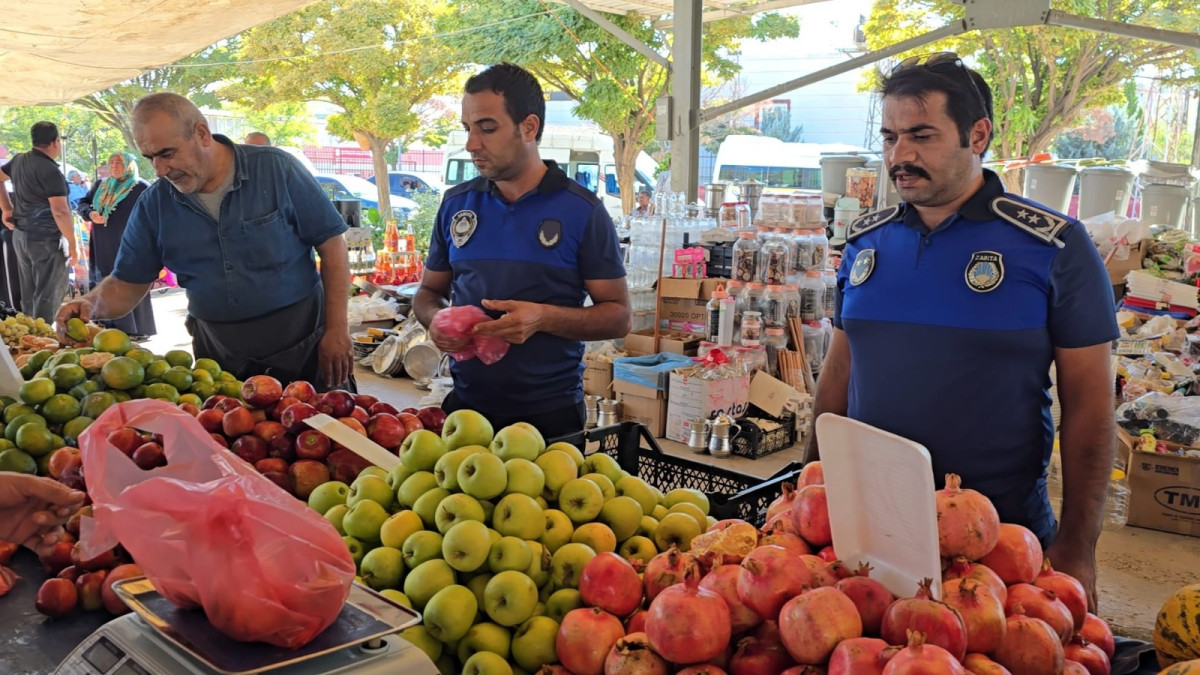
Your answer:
[305,413,401,472]
[816,414,942,600]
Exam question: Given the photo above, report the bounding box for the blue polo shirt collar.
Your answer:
[163,134,246,207]
[471,160,570,203]
[901,168,1006,235]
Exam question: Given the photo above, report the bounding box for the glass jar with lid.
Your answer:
[744,282,765,316]
[792,229,814,276]
[784,283,802,321]
[732,231,759,281]
[810,227,829,271]
[760,284,787,329]
[740,311,763,346]
[759,230,791,286]
[735,201,753,229]
[799,269,825,322]
[822,270,837,319]
[719,202,740,229]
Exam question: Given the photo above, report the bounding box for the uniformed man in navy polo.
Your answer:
[414,63,631,439]
[808,54,1117,609]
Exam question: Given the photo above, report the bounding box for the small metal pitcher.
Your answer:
[597,399,620,428]
[584,395,602,429]
[706,414,742,458]
[686,417,710,454]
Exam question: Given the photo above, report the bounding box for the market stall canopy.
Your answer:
[553,0,828,28]
[0,0,317,106]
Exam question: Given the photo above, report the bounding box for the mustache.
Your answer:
[889,163,930,180]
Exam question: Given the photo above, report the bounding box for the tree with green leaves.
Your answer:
[864,0,1200,191]
[227,101,319,147]
[760,108,804,143]
[230,0,465,221]
[0,106,128,179]
[445,2,798,212]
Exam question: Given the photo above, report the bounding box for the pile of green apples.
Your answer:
[304,408,714,675]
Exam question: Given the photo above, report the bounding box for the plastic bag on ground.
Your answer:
[432,305,510,365]
[77,399,355,648]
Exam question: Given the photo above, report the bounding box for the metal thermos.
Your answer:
[706,414,742,458]
[585,395,602,429]
[704,183,727,219]
[686,417,710,454]
[597,399,620,428]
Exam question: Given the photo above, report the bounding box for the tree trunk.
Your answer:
[612,133,640,215]
[367,134,392,223]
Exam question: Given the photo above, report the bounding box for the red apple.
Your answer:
[202,394,227,411]
[76,570,107,612]
[267,433,296,462]
[132,442,167,470]
[59,465,86,492]
[349,406,370,426]
[65,505,93,537]
[396,413,423,437]
[196,409,225,434]
[255,457,288,473]
[231,435,269,465]
[369,401,400,416]
[400,408,418,416]
[288,460,330,499]
[107,428,142,457]
[416,407,447,435]
[367,413,407,450]
[0,541,17,566]
[295,430,332,461]
[56,565,81,582]
[317,390,356,418]
[102,564,143,616]
[40,539,75,574]
[209,433,229,449]
[269,396,301,421]
[47,447,82,479]
[249,408,268,424]
[215,397,245,414]
[35,578,78,617]
[72,543,118,572]
[338,417,367,436]
[252,420,287,443]
[326,448,371,484]
[222,407,255,438]
[177,402,201,416]
[261,470,295,494]
[353,394,379,410]
[281,402,319,435]
[241,374,283,408]
[282,380,319,404]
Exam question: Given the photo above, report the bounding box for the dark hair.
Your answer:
[31,122,58,148]
[464,63,546,142]
[881,63,994,154]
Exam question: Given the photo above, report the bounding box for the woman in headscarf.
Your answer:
[77,152,156,339]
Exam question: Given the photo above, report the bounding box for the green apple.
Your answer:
[434,445,487,490]
[488,536,532,573]
[423,584,477,643]
[348,474,394,510]
[654,512,702,552]
[557,478,604,524]
[399,625,443,662]
[487,528,502,546]
[343,535,366,566]
[434,493,486,534]
[396,471,438,508]
[466,572,492,617]
[442,520,491,572]
[342,500,389,543]
[360,546,405,590]
[534,450,578,502]
[539,509,574,554]
[493,493,546,540]
[435,654,457,675]
[484,570,539,626]
[380,589,411,607]
[614,476,657,515]
[523,541,552,588]
[651,505,669,520]
[582,452,623,484]
[360,466,388,481]
[400,429,447,472]
[664,487,710,515]
[307,480,349,515]
[544,441,584,468]
[410,487,450,529]
[442,409,495,450]
[618,535,658,566]
[490,424,542,462]
[668,502,709,532]
[549,542,595,589]
[706,516,717,529]
[503,458,545,498]
[580,472,616,500]
[380,510,424,549]
[509,422,545,454]
[402,530,444,569]
[511,615,559,672]
[544,588,583,624]
[599,495,643,541]
[403,559,456,609]
[458,452,507,500]
[457,621,512,664]
[534,496,549,510]
[571,522,616,554]
[462,651,513,675]
[385,463,413,492]
[324,504,350,535]
[635,515,659,540]
[479,499,496,523]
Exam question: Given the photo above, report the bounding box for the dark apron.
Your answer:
[185,284,356,393]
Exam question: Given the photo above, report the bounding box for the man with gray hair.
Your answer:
[56,93,356,389]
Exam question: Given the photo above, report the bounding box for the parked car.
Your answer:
[314,173,418,221]
[368,171,444,199]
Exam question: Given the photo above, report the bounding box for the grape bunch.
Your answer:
[0,314,55,349]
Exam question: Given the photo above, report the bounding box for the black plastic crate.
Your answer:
[699,242,734,279]
[551,422,801,526]
[732,404,798,459]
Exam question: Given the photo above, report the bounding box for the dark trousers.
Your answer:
[12,230,68,322]
[441,390,585,440]
[0,228,21,311]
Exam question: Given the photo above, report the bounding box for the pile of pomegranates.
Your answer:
[553,465,1115,675]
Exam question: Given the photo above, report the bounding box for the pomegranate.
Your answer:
[0,565,17,598]
[1004,583,1073,644]
[963,653,1012,674]
[817,545,838,562]
[799,554,838,587]
[646,560,732,665]
[736,545,811,619]
[828,560,857,580]
[758,531,811,558]
[699,563,763,634]
[978,523,1043,585]
[729,636,795,675]
[581,552,643,618]
[942,578,1006,654]
[880,578,968,661]
[1063,635,1111,675]
[993,605,1066,675]
[643,545,697,600]
[677,668,728,675]
[935,473,1001,561]
[943,556,1008,605]
[766,482,798,523]
[882,630,967,674]
[558,607,626,675]
[790,484,831,547]
[797,460,824,487]
[1035,559,1087,631]
[603,632,670,675]
[1065,661,1089,675]
[828,637,892,675]
[691,521,758,567]
[625,609,647,634]
[763,513,800,536]
[1080,613,1115,659]
[835,565,894,636]
[781,668,828,675]
[779,586,863,664]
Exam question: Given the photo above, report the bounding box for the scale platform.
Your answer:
[53,577,435,675]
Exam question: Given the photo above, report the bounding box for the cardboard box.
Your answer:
[1125,441,1200,537]
[664,371,751,443]
[658,278,723,333]
[623,329,704,357]
[1107,241,1147,285]
[616,390,667,437]
[583,360,613,397]
[612,378,662,400]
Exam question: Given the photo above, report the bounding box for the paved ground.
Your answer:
[140,289,1200,641]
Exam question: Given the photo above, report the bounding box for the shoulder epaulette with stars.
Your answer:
[846,204,901,242]
[990,196,1069,248]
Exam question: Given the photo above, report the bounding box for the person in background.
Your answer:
[0,189,21,312]
[66,171,89,209]
[630,189,654,217]
[76,152,156,340]
[0,122,78,322]
[243,132,271,147]
[56,93,355,389]
[0,472,85,557]
[413,63,631,439]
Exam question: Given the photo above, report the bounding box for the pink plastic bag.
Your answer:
[77,399,355,648]
[432,305,510,365]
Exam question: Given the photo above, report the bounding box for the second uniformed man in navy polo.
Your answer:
[414,63,631,439]
[808,54,1117,610]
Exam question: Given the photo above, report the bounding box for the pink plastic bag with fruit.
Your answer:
[76,399,355,649]
[432,305,510,364]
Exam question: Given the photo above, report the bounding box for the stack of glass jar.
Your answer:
[625,191,716,288]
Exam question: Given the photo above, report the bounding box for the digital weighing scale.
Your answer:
[53,577,439,675]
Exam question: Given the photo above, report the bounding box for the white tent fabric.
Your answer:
[0,0,315,106]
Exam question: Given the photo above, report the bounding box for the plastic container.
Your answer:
[823,270,837,319]
[792,229,814,276]
[820,155,869,199]
[732,231,760,282]
[810,228,829,271]
[1140,183,1191,229]
[764,327,788,350]
[760,284,787,329]
[744,282,765,316]
[735,201,753,229]
[799,270,825,322]
[802,322,825,372]
[720,202,740,229]
[760,229,791,285]
[741,311,763,346]
[706,284,736,347]
[784,283,802,322]
[1078,166,1135,220]
[1023,163,1077,214]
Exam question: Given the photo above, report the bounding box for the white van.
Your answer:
[712,135,872,192]
[442,126,658,220]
